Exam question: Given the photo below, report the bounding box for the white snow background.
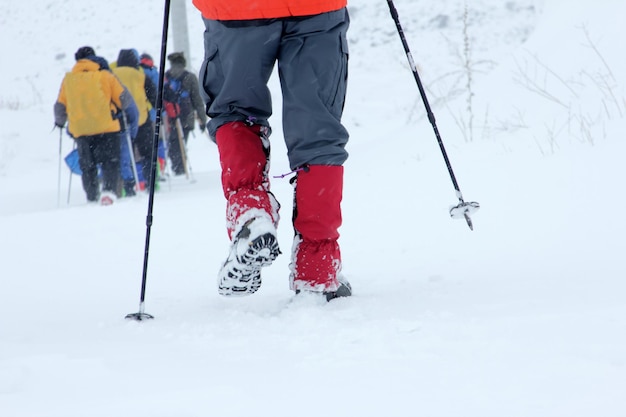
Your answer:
[1,0,625,416]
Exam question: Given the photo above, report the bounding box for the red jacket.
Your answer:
[192,0,347,20]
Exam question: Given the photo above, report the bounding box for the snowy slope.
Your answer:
[1,1,625,416]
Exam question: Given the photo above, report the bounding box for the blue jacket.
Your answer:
[140,63,159,122]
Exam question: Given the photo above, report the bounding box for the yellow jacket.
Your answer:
[113,66,150,126]
[55,60,126,138]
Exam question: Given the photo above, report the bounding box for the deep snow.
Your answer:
[1,1,625,416]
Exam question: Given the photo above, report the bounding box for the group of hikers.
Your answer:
[54,47,207,205]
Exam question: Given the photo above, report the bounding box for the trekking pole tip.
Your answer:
[125,302,154,321]
[125,312,155,321]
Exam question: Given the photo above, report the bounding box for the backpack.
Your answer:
[163,72,193,120]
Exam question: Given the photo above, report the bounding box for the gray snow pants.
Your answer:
[199,8,350,169]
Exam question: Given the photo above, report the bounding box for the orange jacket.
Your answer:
[192,0,347,20]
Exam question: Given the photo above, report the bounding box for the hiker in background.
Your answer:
[54,46,138,205]
[139,53,159,92]
[111,50,139,196]
[163,52,207,176]
[112,49,157,193]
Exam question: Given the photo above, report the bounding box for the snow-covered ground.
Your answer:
[1,1,625,416]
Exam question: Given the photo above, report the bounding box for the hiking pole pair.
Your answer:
[386,0,480,230]
[126,0,173,321]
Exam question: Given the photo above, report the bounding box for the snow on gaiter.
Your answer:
[215,121,279,240]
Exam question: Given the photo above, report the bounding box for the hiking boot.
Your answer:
[123,181,136,197]
[324,276,352,301]
[99,191,116,206]
[295,275,352,302]
[218,217,281,296]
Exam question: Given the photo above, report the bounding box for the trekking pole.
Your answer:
[386,0,480,230]
[174,118,195,182]
[160,122,173,191]
[67,166,73,205]
[122,112,141,190]
[67,142,76,205]
[57,128,63,207]
[126,0,173,321]
[174,117,189,179]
